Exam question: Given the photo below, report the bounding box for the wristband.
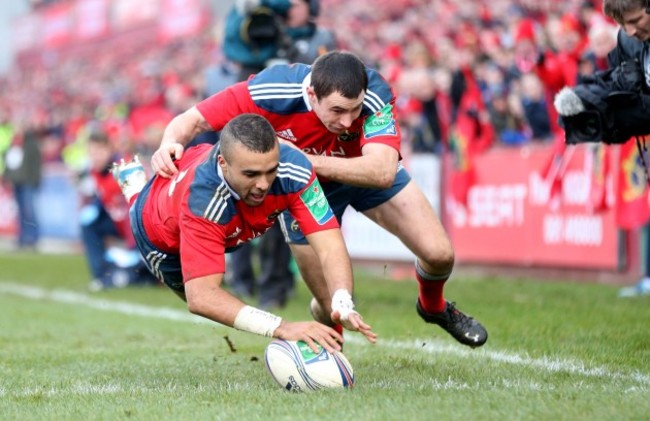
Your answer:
[233,305,282,337]
[331,289,356,321]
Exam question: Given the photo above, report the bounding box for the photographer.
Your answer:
[223,0,334,81]
[555,0,650,145]
[555,0,650,297]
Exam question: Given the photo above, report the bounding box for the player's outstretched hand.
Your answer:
[151,143,184,178]
[273,321,343,354]
[331,310,377,343]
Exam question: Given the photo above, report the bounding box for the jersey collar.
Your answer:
[215,152,241,201]
[302,72,312,111]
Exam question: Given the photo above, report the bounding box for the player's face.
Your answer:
[219,142,279,206]
[308,87,365,134]
[621,7,650,41]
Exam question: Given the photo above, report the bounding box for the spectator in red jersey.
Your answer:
[79,130,157,291]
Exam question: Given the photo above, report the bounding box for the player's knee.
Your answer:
[420,245,455,273]
[310,298,334,326]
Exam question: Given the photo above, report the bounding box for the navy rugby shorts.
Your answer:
[280,165,411,245]
[130,179,185,293]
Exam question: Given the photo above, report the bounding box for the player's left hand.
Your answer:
[330,289,377,343]
[331,309,377,343]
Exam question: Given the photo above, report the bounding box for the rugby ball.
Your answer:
[264,339,354,392]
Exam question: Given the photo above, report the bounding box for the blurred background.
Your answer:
[0,0,646,292]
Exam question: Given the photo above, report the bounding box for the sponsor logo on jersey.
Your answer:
[226,226,242,239]
[267,209,282,221]
[302,146,346,157]
[276,128,297,142]
[299,179,334,224]
[337,130,359,142]
[363,103,397,139]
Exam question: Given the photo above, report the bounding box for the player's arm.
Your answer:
[184,274,343,353]
[307,142,399,189]
[304,229,377,343]
[309,97,402,189]
[152,82,255,178]
[151,107,213,178]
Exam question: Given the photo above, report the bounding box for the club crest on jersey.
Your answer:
[337,130,359,142]
[300,179,334,225]
[363,103,397,139]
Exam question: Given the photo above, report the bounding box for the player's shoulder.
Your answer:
[247,64,311,114]
[363,67,395,115]
[187,147,237,224]
[272,144,314,194]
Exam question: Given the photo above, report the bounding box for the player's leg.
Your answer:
[363,180,453,309]
[361,179,487,347]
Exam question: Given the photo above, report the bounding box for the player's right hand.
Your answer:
[273,321,343,354]
[151,143,184,178]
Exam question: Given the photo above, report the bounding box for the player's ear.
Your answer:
[306,86,317,103]
[217,154,228,171]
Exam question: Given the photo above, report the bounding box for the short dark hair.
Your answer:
[603,0,647,23]
[219,114,277,161]
[311,51,368,100]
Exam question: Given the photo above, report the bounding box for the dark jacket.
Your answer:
[3,129,42,187]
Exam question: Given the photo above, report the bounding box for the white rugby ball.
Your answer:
[264,339,355,392]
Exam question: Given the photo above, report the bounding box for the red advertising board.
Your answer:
[445,145,621,269]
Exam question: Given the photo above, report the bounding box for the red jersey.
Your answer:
[196,63,402,172]
[141,143,338,282]
[92,169,134,247]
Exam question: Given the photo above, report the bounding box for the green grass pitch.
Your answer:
[0,252,648,420]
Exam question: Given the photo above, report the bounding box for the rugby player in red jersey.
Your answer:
[151,51,487,347]
[115,113,376,352]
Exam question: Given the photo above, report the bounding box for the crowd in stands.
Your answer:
[0,0,620,173]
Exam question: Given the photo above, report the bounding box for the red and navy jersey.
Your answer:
[196,63,401,164]
[141,143,337,282]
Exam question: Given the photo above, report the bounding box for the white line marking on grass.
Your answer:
[2,282,649,388]
[351,337,650,387]
[0,282,211,325]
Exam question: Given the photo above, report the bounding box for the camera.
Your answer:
[563,110,605,144]
[557,60,648,145]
